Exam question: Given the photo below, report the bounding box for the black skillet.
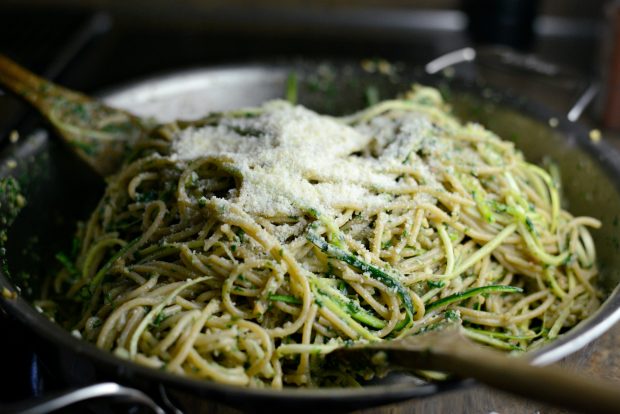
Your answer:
[1,52,620,413]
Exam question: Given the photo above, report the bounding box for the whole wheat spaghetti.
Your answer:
[46,86,601,387]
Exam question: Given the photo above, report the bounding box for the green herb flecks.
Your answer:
[268,294,302,305]
[313,278,385,329]
[286,72,298,104]
[427,280,445,289]
[56,252,80,281]
[426,285,522,312]
[88,237,140,293]
[306,231,414,329]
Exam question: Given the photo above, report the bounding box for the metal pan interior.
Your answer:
[1,61,620,411]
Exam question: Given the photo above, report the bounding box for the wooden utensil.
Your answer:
[337,325,620,414]
[0,54,154,176]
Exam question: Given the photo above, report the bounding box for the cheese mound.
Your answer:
[172,100,443,217]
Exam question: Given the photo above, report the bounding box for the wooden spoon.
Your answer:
[0,53,155,176]
[337,325,620,414]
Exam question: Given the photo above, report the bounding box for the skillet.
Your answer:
[1,56,620,413]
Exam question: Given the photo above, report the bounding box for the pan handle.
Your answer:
[425,47,599,123]
[0,382,166,414]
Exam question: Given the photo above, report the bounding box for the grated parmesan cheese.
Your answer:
[171,100,465,217]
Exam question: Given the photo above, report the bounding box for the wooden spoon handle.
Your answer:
[0,53,84,113]
[390,342,620,414]
[0,54,149,176]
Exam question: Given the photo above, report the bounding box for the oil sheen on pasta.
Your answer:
[45,86,601,387]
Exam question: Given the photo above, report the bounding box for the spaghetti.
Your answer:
[45,85,601,387]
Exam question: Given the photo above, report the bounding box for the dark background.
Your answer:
[0,0,609,87]
[0,0,615,137]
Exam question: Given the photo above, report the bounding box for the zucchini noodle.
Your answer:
[47,85,602,387]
